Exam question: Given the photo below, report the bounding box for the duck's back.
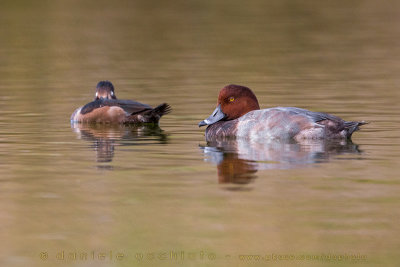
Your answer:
[71,98,170,124]
[206,107,365,141]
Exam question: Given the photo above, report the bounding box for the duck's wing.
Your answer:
[112,99,153,115]
[279,107,343,123]
[278,107,366,136]
[80,99,152,115]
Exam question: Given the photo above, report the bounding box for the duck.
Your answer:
[71,81,171,124]
[199,84,366,141]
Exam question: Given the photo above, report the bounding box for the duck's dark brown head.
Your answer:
[217,84,260,120]
[199,84,260,127]
[95,81,117,100]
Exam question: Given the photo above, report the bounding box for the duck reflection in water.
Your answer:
[71,123,168,165]
[201,138,361,185]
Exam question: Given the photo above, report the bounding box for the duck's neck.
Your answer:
[205,120,238,141]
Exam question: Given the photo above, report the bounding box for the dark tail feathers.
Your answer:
[152,103,171,117]
[344,121,368,136]
[126,103,171,124]
[139,103,171,123]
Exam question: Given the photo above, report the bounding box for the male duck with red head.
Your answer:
[71,81,171,124]
[199,84,366,141]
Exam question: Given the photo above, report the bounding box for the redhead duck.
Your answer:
[71,81,171,124]
[199,84,366,141]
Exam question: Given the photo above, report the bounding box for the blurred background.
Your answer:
[0,0,399,266]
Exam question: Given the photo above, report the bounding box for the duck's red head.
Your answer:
[218,84,260,120]
[95,80,117,100]
[199,84,260,127]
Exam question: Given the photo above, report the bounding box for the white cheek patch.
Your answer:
[111,91,114,96]
[95,92,98,97]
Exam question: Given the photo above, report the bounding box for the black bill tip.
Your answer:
[198,120,207,127]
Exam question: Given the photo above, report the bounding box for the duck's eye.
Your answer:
[229,97,235,102]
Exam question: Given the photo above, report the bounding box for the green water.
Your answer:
[0,0,400,266]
